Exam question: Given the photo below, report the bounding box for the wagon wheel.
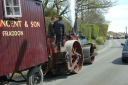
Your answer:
[27,67,43,85]
[65,40,83,73]
[0,82,9,85]
[0,75,10,85]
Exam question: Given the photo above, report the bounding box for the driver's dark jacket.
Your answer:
[53,20,65,36]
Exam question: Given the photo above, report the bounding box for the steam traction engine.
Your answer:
[46,16,98,74]
[46,33,97,75]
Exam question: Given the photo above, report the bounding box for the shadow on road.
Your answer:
[83,63,92,66]
[44,73,66,82]
[112,57,128,65]
[44,63,92,83]
[44,72,76,83]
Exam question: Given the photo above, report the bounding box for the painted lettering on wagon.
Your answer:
[3,31,23,36]
[0,20,22,27]
[0,20,40,28]
[0,20,41,36]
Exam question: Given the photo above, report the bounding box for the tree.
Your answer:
[42,0,117,17]
[82,10,110,25]
[42,0,67,16]
[44,8,58,17]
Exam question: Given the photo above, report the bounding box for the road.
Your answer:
[10,39,127,85]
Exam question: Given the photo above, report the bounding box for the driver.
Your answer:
[53,16,65,52]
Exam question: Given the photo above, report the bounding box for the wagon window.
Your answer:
[4,0,22,17]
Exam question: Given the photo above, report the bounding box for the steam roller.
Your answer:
[45,13,98,75]
[46,36,97,75]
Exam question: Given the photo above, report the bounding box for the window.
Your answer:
[4,0,22,17]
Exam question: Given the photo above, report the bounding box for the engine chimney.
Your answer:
[72,13,79,36]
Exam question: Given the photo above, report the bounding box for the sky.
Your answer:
[104,0,128,32]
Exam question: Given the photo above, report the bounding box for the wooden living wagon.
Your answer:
[0,0,48,84]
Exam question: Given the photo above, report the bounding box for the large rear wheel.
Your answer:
[65,40,83,73]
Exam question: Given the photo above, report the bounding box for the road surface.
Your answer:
[10,39,128,85]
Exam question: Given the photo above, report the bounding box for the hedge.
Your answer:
[87,24,99,39]
[98,24,108,41]
[79,24,92,40]
[79,24,99,40]
[99,24,108,37]
[96,36,104,45]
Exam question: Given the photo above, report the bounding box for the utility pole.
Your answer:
[126,26,127,35]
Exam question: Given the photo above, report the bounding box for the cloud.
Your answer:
[104,5,128,32]
[108,20,128,32]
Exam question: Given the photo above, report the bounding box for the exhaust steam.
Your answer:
[67,0,76,28]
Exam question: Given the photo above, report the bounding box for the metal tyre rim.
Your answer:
[65,40,83,73]
[27,67,43,85]
[32,72,41,84]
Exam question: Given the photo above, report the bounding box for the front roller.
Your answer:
[82,43,97,64]
[65,40,83,73]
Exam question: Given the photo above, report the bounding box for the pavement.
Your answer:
[10,39,128,85]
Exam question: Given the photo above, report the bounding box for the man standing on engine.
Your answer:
[48,17,56,38]
[53,16,65,52]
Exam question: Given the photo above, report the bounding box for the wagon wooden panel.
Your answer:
[0,0,48,76]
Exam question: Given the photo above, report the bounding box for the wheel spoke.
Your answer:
[71,58,73,60]
[71,52,74,56]
[72,47,75,53]
[72,47,77,63]
[75,64,77,68]
[74,48,76,52]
